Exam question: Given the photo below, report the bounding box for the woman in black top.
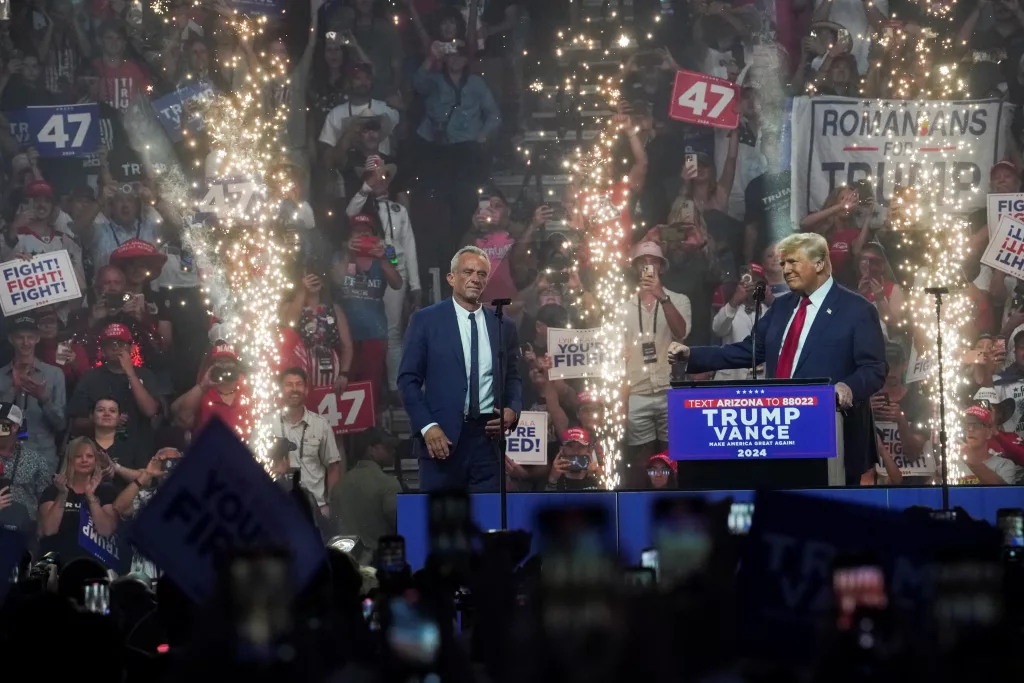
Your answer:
[37,436,119,567]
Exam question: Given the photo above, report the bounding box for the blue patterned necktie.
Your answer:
[468,312,480,418]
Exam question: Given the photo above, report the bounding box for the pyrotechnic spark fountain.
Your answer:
[143,5,297,467]
[855,20,977,483]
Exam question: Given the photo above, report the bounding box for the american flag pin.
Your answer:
[826,308,832,314]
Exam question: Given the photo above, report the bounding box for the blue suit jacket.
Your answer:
[398,298,523,456]
[688,282,886,402]
[689,282,886,482]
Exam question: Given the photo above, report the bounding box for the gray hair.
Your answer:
[777,232,828,264]
[450,246,490,274]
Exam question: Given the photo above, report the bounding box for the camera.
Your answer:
[545,250,571,285]
[211,366,239,384]
[662,222,687,242]
[853,178,874,205]
[105,292,132,310]
[565,453,590,471]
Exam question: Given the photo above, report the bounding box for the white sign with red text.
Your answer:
[0,250,82,315]
[668,70,739,130]
[305,381,375,435]
[988,193,1024,241]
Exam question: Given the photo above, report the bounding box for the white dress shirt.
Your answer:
[421,299,494,436]
[712,301,768,381]
[778,276,833,375]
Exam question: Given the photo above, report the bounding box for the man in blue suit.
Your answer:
[398,246,523,492]
[669,232,886,484]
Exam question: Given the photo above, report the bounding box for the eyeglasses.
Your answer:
[647,468,670,477]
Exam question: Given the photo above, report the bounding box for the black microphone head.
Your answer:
[490,298,513,306]
[753,281,767,300]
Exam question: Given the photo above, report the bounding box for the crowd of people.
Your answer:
[0,0,1020,575]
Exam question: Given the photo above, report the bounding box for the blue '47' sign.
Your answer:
[667,384,837,460]
[6,103,100,158]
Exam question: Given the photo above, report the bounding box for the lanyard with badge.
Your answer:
[108,220,142,247]
[638,296,660,364]
[375,197,399,266]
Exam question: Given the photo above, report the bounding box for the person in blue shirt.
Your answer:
[333,213,402,404]
[413,39,501,250]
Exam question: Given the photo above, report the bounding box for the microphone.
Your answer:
[924,286,950,295]
[490,298,513,307]
[753,281,767,302]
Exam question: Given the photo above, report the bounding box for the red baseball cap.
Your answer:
[561,427,591,446]
[992,159,1018,175]
[748,262,766,278]
[100,323,133,343]
[647,451,678,473]
[210,343,238,362]
[350,214,375,231]
[965,404,993,425]
[25,179,54,198]
[109,238,168,269]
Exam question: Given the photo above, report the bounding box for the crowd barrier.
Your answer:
[396,487,1024,568]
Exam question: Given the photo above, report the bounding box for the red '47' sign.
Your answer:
[305,381,376,435]
[668,70,739,130]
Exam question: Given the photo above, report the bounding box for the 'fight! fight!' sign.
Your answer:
[982,215,1024,279]
[0,250,82,315]
[667,384,838,460]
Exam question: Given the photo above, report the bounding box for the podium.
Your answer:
[667,379,845,489]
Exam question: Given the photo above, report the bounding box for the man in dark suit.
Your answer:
[398,246,523,492]
[669,232,886,483]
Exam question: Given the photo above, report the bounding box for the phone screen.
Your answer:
[652,498,711,585]
[228,550,292,657]
[378,535,407,573]
[833,565,888,630]
[640,548,659,581]
[998,509,1024,550]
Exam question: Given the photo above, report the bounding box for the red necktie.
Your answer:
[775,297,810,379]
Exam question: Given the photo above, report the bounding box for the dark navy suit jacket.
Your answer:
[398,298,523,457]
[689,281,886,481]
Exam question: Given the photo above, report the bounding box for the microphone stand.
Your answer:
[751,282,766,379]
[925,286,950,511]
[492,298,512,530]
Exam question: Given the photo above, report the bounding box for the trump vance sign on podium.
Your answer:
[668,385,838,461]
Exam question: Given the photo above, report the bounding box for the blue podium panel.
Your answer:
[396,488,1023,569]
[885,487,944,511]
[668,385,837,461]
[949,486,1024,523]
[617,490,756,563]
[396,493,501,570]
[506,492,618,556]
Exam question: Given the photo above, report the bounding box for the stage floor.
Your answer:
[397,487,1024,569]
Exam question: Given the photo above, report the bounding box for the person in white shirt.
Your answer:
[3,179,87,298]
[269,367,344,518]
[346,155,420,403]
[622,241,692,488]
[974,328,1024,437]
[319,63,400,160]
[960,403,1024,485]
[711,262,773,380]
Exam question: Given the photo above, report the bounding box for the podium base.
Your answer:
[677,457,836,490]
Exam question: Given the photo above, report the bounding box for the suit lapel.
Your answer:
[447,299,467,371]
[794,284,841,372]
